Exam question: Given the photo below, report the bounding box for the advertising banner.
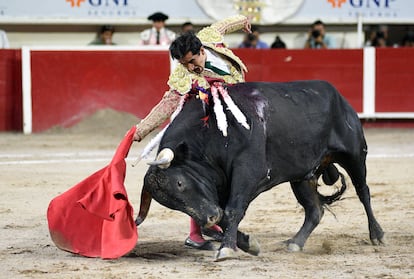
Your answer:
[0,0,412,24]
[290,0,412,24]
[0,0,209,24]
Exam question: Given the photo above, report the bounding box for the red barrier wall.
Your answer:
[0,49,22,131]
[31,50,170,132]
[375,48,414,112]
[1,48,413,132]
[233,49,363,112]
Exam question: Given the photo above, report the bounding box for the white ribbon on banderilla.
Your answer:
[132,83,250,166]
[210,82,250,137]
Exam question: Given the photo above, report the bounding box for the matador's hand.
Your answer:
[242,16,252,33]
[133,125,142,142]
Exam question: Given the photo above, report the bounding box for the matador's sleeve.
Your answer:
[135,90,181,141]
[210,15,248,36]
[197,15,248,44]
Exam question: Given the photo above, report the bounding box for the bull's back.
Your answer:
[228,80,363,181]
[229,80,350,135]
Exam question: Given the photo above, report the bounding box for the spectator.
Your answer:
[367,25,389,47]
[271,35,286,49]
[89,25,116,45]
[365,29,376,47]
[402,31,414,47]
[140,12,176,45]
[238,25,269,49]
[366,25,389,47]
[304,20,335,49]
[239,33,259,48]
[371,31,388,47]
[181,21,195,34]
[0,29,10,48]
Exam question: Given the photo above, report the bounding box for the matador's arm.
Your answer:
[197,15,251,44]
[211,15,251,35]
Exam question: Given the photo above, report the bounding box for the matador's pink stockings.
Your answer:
[189,218,222,243]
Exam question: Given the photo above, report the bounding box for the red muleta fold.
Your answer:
[47,126,138,259]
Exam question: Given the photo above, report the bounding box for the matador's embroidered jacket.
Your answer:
[135,15,249,141]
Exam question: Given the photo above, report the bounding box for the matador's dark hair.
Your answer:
[169,32,202,60]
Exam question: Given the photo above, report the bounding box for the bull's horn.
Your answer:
[135,188,152,226]
[147,148,174,169]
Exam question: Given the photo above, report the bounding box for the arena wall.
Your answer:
[0,49,22,131]
[1,48,413,133]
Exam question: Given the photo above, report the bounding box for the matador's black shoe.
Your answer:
[201,227,224,242]
[184,237,215,250]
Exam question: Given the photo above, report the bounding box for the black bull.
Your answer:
[136,80,384,261]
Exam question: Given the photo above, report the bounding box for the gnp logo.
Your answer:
[66,0,85,7]
[327,0,396,8]
[327,0,347,7]
[66,0,128,8]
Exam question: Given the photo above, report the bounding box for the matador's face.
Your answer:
[178,46,207,74]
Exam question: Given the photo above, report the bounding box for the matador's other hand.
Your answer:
[242,16,252,33]
[133,126,142,142]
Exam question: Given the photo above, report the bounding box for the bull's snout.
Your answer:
[205,208,223,228]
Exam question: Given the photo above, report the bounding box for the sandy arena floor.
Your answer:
[0,109,413,279]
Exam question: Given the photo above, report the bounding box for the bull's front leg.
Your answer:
[215,203,260,260]
[214,160,265,261]
[214,207,244,261]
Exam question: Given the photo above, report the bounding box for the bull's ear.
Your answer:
[173,142,189,164]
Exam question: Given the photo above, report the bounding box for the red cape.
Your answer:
[47,127,138,259]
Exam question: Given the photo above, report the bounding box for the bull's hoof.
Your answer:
[287,242,302,252]
[246,236,260,256]
[370,225,385,246]
[371,235,386,246]
[284,239,303,252]
[214,247,238,261]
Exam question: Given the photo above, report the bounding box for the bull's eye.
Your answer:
[177,180,184,191]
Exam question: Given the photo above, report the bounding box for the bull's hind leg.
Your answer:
[287,179,323,251]
[341,157,384,245]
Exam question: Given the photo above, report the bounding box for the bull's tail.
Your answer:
[318,172,347,205]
